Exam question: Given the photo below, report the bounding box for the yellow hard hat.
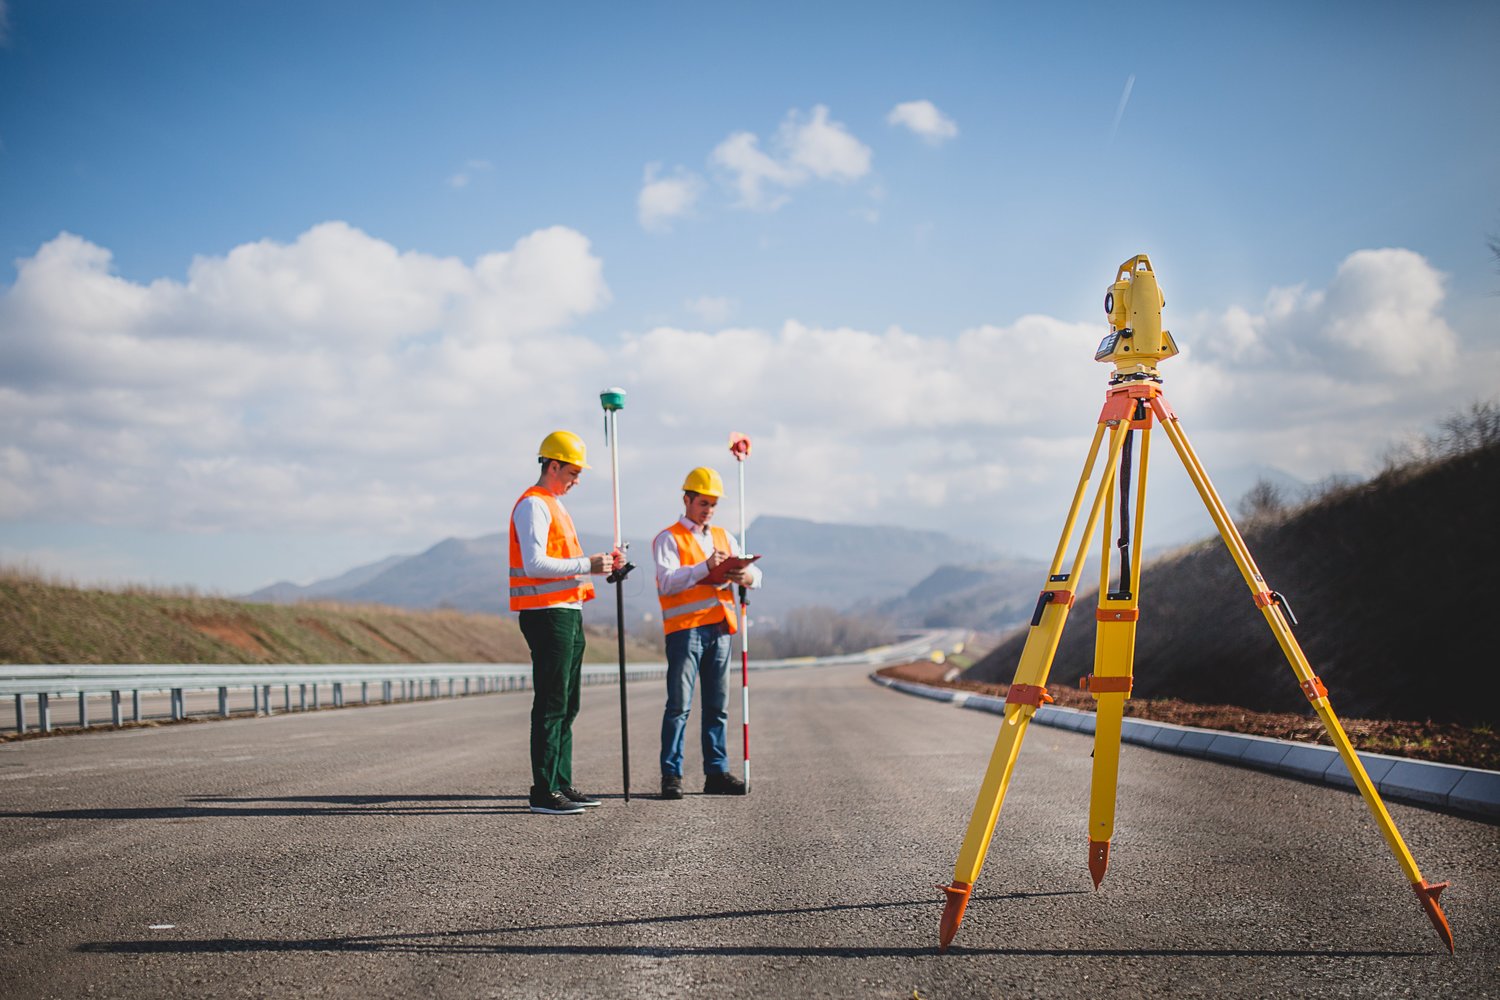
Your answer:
[538,430,590,469]
[681,466,724,497]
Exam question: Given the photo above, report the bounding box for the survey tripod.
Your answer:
[937,255,1454,954]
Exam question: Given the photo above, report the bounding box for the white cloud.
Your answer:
[780,105,872,179]
[1190,247,1456,377]
[2,228,1488,586]
[447,159,492,189]
[684,296,733,325]
[637,163,704,232]
[887,100,958,144]
[710,104,871,211]
[0,224,611,534]
[710,131,799,210]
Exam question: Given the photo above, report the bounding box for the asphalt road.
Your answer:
[1,662,1495,999]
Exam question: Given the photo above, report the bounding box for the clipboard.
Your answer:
[704,553,760,585]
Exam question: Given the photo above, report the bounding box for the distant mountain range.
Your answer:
[245,466,1306,637]
[243,515,1042,632]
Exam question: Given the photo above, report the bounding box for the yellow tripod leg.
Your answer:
[1085,415,1150,888]
[939,416,1133,952]
[1150,394,1454,953]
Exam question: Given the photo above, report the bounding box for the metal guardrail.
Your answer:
[0,630,963,736]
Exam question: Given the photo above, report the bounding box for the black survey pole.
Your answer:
[600,387,634,802]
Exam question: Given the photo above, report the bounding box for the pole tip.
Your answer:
[1088,839,1110,889]
[600,387,626,411]
[729,432,751,459]
[1414,880,1455,953]
[938,881,972,953]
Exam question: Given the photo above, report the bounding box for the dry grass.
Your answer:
[879,662,1499,770]
[0,567,657,665]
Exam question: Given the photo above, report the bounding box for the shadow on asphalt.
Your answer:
[0,794,535,819]
[75,895,1427,959]
[0,789,897,819]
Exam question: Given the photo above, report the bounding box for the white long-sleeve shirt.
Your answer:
[653,516,763,597]
[512,493,591,610]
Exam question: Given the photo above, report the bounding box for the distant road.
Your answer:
[0,661,1494,998]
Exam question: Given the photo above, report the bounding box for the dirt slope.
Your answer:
[969,441,1500,725]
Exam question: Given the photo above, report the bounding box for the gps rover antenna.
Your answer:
[601,387,635,803]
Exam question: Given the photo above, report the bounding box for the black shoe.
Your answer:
[529,790,585,815]
[660,774,684,800]
[559,784,601,808]
[704,771,747,795]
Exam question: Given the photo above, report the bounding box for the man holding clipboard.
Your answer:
[653,466,763,799]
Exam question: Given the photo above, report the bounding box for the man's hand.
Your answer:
[705,549,728,572]
[590,549,626,574]
[724,568,752,586]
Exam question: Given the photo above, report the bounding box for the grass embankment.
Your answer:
[0,570,657,665]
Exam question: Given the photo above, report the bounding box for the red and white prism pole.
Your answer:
[729,432,753,793]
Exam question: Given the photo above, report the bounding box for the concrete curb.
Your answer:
[870,673,1500,821]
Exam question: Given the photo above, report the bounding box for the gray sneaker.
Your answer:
[559,784,601,808]
[529,790,585,815]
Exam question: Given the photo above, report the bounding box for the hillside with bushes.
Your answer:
[969,403,1500,725]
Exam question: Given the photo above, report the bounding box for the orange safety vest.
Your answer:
[657,522,739,636]
[508,486,596,611]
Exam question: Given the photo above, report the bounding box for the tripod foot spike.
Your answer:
[1088,839,1110,889]
[1413,880,1455,953]
[938,881,972,953]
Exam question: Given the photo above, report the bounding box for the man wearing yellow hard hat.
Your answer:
[509,430,623,815]
[652,466,762,799]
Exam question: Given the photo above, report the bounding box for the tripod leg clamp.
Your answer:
[1006,683,1054,708]
[1080,674,1133,695]
[1299,675,1329,703]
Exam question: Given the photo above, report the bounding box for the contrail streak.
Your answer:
[1110,74,1136,142]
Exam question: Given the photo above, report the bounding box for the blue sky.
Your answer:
[1,1,1497,592]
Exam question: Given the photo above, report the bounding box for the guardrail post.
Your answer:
[218,687,229,717]
[112,691,122,728]
[39,693,51,732]
[383,680,392,703]
[361,681,369,705]
[252,685,260,714]
[14,694,25,734]
[78,692,89,729]
[313,684,321,709]
[132,690,141,722]
[284,685,291,712]
[299,684,307,711]
[171,689,184,720]
[333,682,343,707]
[263,685,273,716]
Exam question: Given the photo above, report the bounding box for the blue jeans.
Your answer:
[660,621,732,777]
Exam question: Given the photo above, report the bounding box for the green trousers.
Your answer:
[519,607,586,796]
